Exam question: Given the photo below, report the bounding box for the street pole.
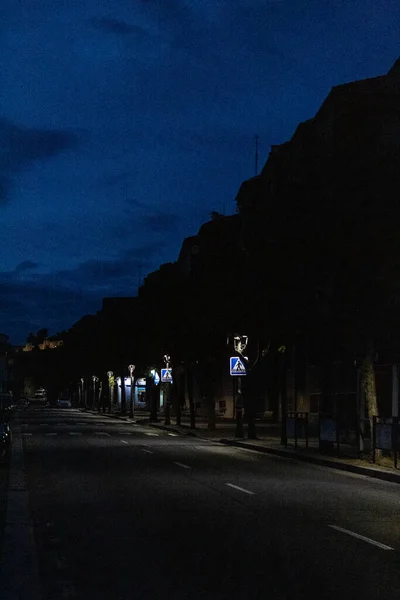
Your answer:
[92,376,98,411]
[81,378,85,409]
[163,354,171,425]
[235,375,244,438]
[128,364,135,419]
[233,335,248,439]
[107,371,113,414]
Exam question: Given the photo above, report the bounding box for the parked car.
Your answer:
[17,397,30,409]
[30,388,47,406]
[0,418,11,463]
[57,398,72,409]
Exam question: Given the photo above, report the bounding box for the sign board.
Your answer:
[161,368,173,383]
[320,417,337,442]
[376,423,392,450]
[230,356,247,376]
[286,416,296,438]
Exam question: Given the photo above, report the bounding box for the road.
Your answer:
[3,406,400,599]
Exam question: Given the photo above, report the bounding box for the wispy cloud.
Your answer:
[15,260,39,272]
[89,17,141,35]
[0,118,80,204]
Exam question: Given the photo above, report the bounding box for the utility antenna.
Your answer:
[254,134,259,176]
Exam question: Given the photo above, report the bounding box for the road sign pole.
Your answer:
[163,355,171,425]
[235,376,244,438]
[129,365,135,419]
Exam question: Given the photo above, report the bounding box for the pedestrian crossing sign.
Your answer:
[230,357,247,376]
[161,368,173,383]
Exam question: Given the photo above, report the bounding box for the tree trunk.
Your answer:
[148,377,158,422]
[164,382,171,425]
[121,376,127,415]
[187,363,196,429]
[173,367,184,427]
[244,370,257,440]
[207,393,216,430]
[361,343,378,455]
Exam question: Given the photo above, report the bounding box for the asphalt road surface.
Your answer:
[3,406,400,599]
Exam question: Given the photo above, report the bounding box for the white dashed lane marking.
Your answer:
[69,432,82,436]
[225,483,255,496]
[94,432,111,436]
[328,525,394,551]
[174,462,192,469]
[144,432,159,436]
[142,449,153,454]
[120,440,128,444]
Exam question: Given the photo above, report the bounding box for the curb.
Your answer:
[146,422,198,437]
[80,409,400,485]
[219,439,400,485]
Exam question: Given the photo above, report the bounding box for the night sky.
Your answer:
[1,0,399,344]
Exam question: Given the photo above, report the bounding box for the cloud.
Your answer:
[89,16,143,35]
[142,212,181,234]
[15,261,39,272]
[0,118,80,204]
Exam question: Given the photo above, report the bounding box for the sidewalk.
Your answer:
[81,409,400,485]
[145,419,400,485]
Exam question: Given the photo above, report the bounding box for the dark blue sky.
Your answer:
[1,0,399,344]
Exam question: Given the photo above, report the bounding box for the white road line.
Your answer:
[45,433,58,436]
[168,433,179,437]
[144,432,159,436]
[69,432,82,436]
[142,449,153,454]
[174,462,192,469]
[22,433,32,436]
[76,422,87,425]
[328,525,394,551]
[94,432,110,436]
[120,440,128,444]
[225,483,255,495]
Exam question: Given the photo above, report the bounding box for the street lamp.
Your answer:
[80,377,85,409]
[128,364,135,419]
[92,375,99,411]
[107,371,113,414]
[163,354,171,425]
[233,334,248,439]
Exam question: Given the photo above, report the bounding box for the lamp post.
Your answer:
[80,378,85,409]
[128,364,135,419]
[234,335,248,439]
[92,375,99,411]
[163,354,171,426]
[148,368,159,422]
[107,371,113,414]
